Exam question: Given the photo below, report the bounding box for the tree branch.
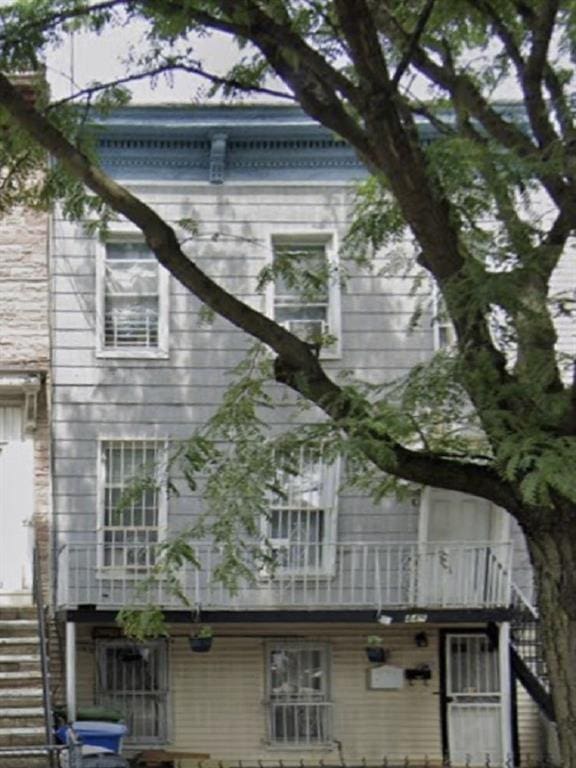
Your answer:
[332,0,392,92]
[391,0,437,89]
[50,63,294,109]
[375,5,538,157]
[469,0,525,75]
[373,3,576,234]
[0,71,313,368]
[0,67,523,512]
[0,0,128,48]
[521,0,560,150]
[509,0,574,142]
[543,64,575,142]
[168,0,377,162]
[277,356,523,510]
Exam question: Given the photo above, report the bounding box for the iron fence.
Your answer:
[128,757,559,768]
[0,749,557,768]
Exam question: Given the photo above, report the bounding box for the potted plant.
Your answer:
[189,625,214,653]
[365,635,387,664]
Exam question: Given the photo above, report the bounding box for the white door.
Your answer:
[446,633,503,766]
[418,490,507,606]
[427,490,496,541]
[0,407,34,605]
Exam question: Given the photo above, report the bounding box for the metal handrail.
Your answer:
[33,544,55,768]
[58,539,514,610]
[510,581,549,695]
[510,581,538,617]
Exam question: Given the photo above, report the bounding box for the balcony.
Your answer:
[58,540,512,611]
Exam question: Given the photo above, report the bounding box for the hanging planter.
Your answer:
[189,626,213,653]
[365,635,388,664]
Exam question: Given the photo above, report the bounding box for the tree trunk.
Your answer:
[526,523,576,767]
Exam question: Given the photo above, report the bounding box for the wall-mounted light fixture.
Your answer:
[415,631,428,648]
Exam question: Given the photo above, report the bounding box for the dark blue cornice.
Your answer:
[93,101,532,184]
[95,104,366,183]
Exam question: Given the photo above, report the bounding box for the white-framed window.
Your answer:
[0,405,23,441]
[97,241,169,357]
[96,639,168,744]
[266,641,332,746]
[98,440,167,571]
[432,284,456,350]
[270,234,341,358]
[264,450,338,576]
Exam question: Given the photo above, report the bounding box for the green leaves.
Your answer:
[116,605,168,642]
[497,432,576,507]
[343,176,407,266]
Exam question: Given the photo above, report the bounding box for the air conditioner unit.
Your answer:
[283,318,328,339]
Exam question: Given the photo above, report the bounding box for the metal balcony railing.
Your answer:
[57,540,512,611]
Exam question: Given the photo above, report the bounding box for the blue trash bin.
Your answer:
[57,721,127,753]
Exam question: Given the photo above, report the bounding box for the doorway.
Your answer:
[0,406,34,605]
[443,632,504,765]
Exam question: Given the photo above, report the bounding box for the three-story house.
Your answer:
[51,104,548,766]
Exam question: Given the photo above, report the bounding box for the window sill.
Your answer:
[96,349,170,360]
[96,567,158,580]
[259,569,336,581]
[318,348,341,361]
[263,741,336,752]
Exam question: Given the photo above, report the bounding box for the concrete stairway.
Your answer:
[0,607,49,766]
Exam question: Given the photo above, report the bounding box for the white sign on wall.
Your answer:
[368,664,405,690]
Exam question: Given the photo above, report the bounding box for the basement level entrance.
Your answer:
[444,632,503,766]
[0,406,34,606]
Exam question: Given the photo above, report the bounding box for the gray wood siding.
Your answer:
[51,179,526,613]
[52,183,428,546]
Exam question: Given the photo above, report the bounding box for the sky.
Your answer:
[44,12,527,107]
[46,22,266,105]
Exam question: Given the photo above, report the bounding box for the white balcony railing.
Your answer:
[58,540,512,611]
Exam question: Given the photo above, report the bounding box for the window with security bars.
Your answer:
[101,440,165,570]
[272,239,339,353]
[266,451,338,574]
[97,641,168,744]
[267,643,332,745]
[103,242,165,351]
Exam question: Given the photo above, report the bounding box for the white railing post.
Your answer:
[58,544,69,608]
[65,621,77,723]
[374,546,382,614]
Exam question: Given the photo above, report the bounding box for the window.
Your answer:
[432,285,456,350]
[271,236,340,357]
[265,450,338,575]
[267,642,332,745]
[100,440,166,571]
[0,405,23,441]
[98,242,168,356]
[96,640,168,743]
